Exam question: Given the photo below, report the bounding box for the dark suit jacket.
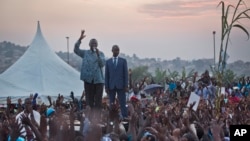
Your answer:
[105,57,128,90]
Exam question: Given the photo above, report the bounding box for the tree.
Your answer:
[129,66,151,85]
[217,0,250,74]
[167,69,179,82]
[181,67,195,81]
[213,0,250,115]
[222,69,237,85]
[153,67,167,84]
[212,0,250,90]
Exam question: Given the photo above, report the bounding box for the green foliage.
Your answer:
[217,0,250,73]
[152,67,167,84]
[186,69,195,80]
[167,69,179,81]
[210,65,237,86]
[165,67,195,82]
[181,67,186,80]
[222,69,237,85]
[181,67,195,81]
[130,66,151,84]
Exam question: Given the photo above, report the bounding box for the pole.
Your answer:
[213,31,216,67]
[66,36,69,64]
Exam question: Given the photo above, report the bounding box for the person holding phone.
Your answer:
[74,30,106,119]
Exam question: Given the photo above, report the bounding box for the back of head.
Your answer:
[142,132,156,141]
[74,136,84,141]
[183,132,198,141]
[200,134,211,141]
[24,98,31,104]
[119,133,128,141]
[195,123,204,140]
[173,128,181,137]
[146,134,156,141]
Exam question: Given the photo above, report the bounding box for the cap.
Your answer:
[46,107,55,117]
[130,96,139,102]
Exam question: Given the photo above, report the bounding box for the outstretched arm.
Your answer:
[79,30,86,41]
[74,30,86,57]
[21,114,42,141]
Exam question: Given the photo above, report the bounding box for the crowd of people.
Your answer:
[0,30,249,141]
[0,70,249,141]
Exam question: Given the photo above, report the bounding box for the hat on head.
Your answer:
[233,86,239,90]
[143,132,156,141]
[46,107,55,117]
[130,96,139,102]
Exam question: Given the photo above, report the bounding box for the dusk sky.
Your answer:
[1,0,249,63]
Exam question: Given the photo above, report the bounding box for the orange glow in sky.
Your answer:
[0,0,249,62]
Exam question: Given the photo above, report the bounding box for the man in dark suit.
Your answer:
[105,45,128,119]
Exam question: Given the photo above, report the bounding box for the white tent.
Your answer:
[0,21,83,102]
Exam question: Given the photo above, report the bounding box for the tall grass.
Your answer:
[217,0,250,74]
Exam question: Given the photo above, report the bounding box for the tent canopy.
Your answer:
[0,21,83,103]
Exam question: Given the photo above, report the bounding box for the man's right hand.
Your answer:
[105,89,109,95]
[79,30,86,41]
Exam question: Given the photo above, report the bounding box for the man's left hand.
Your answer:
[95,48,99,56]
[125,87,129,92]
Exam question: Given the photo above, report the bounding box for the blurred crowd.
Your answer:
[0,70,249,141]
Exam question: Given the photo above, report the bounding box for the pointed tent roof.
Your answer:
[0,21,83,98]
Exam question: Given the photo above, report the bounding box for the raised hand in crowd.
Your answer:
[8,117,23,141]
[17,98,23,114]
[79,30,86,41]
[20,113,43,141]
[0,119,11,141]
[127,108,138,141]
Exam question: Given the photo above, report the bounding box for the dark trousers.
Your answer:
[109,88,128,118]
[84,81,103,112]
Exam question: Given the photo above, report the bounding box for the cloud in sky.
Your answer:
[138,0,219,18]
[0,0,249,63]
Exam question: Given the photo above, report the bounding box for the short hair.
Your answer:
[196,125,204,139]
[74,136,84,141]
[24,98,31,104]
[183,132,199,141]
[112,45,119,51]
[119,133,128,141]
[89,38,98,46]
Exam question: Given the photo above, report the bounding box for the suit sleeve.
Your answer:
[105,60,109,89]
[124,59,128,88]
[74,40,85,57]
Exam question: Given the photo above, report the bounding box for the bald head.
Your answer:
[173,128,181,137]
